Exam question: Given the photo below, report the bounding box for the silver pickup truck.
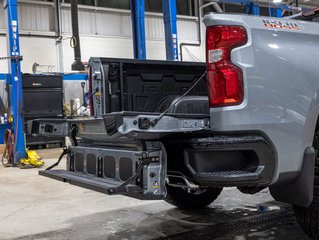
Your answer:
[204,11,319,239]
[30,11,319,239]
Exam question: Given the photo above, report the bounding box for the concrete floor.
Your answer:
[0,148,311,240]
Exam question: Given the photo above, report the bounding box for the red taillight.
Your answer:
[206,26,247,108]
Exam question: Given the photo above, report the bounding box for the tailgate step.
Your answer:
[39,170,140,195]
[194,166,264,184]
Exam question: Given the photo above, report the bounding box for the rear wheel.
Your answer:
[294,130,319,239]
[165,185,222,210]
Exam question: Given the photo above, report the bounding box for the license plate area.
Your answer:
[101,112,210,140]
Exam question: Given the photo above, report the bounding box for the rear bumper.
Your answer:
[176,132,277,187]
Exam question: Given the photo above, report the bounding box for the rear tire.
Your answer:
[165,185,222,210]
[294,131,319,239]
[294,203,319,239]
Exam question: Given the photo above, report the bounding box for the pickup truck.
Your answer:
[30,11,319,239]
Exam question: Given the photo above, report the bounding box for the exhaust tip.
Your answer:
[72,60,85,71]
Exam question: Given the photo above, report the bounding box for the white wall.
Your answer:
[0,37,57,73]
[0,37,8,73]
[0,34,204,74]
[62,35,134,72]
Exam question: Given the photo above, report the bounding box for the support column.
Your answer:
[131,0,146,60]
[4,0,26,163]
[162,0,179,61]
[246,3,260,15]
[271,8,283,17]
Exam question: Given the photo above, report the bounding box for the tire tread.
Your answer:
[294,149,319,239]
[165,186,222,210]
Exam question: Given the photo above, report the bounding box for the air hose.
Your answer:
[2,129,14,167]
[2,129,44,168]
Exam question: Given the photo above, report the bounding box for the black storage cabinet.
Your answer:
[22,74,65,147]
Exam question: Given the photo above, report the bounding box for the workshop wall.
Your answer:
[0,35,204,73]
[0,1,205,108]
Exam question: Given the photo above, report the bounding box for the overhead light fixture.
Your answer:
[273,0,282,2]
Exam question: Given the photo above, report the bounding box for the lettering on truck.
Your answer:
[262,19,303,30]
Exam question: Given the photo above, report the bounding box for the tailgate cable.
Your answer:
[2,129,45,168]
[44,125,76,170]
[108,160,144,194]
[108,151,155,194]
[151,71,207,127]
[45,147,70,170]
[2,129,14,167]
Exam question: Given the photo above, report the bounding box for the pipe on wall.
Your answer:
[71,0,85,71]
[55,0,64,72]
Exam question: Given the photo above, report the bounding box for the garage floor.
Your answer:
[0,148,311,240]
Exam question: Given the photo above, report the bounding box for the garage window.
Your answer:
[47,0,195,16]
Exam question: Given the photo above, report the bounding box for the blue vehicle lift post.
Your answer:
[218,0,285,17]
[271,7,283,17]
[162,0,179,61]
[245,2,260,15]
[130,0,146,60]
[4,0,26,164]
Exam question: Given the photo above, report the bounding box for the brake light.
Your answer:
[206,26,247,107]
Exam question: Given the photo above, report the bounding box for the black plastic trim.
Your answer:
[103,113,123,135]
[180,133,276,187]
[270,147,315,207]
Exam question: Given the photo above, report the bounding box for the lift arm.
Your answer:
[4,0,26,163]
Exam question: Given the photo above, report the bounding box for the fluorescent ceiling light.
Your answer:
[273,0,282,2]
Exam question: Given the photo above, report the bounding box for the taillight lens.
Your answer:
[206,26,247,107]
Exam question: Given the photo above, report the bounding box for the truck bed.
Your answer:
[29,58,210,142]
[89,58,207,117]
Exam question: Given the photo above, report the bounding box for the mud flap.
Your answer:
[270,147,315,207]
